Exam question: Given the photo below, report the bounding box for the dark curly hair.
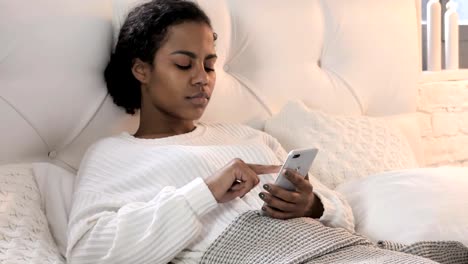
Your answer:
[104,0,214,115]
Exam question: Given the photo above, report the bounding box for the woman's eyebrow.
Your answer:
[171,50,217,60]
[206,54,217,60]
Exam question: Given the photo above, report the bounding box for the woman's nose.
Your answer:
[191,64,209,86]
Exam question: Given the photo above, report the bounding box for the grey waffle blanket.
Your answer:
[201,211,468,264]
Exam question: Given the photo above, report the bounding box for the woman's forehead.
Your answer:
[161,22,215,54]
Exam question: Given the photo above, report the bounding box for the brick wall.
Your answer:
[417,79,468,166]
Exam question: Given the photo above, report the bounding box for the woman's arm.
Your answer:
[306,173,355,232]
[67,138,278,264]
[67,177,217,264]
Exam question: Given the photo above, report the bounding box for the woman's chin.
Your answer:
[182,109,206,122]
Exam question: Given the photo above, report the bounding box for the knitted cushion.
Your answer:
[0,164,64,263]
[264,101,418,189]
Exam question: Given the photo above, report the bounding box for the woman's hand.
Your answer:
[259,169,324,219]
[205,158,280,203]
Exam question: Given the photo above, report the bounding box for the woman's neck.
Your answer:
[134,115,196,139]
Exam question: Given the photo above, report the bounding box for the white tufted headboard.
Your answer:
[0,0,421,171]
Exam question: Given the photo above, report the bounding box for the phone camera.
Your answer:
[292,154,300,159]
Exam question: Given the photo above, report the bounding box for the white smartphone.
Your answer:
[274,148,319,191]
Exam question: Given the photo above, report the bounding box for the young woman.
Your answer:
[66,1,354,263]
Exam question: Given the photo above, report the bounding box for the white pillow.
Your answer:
[381,113,424,165]
[336,167,468,246]
[111,0,148,48]
[0,163,64,263]
[264,100,418,189]
[32,163,75,257]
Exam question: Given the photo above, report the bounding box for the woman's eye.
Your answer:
[204,66,215,72]
[176,64,191,70]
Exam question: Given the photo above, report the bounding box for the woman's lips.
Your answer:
[186,92,209,106]
[187,97,209,105]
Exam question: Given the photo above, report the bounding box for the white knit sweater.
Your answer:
[67,123,354,264]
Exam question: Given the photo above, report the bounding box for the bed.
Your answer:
[1,0,467,263]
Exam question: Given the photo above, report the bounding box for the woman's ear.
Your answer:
[131,58,151,84]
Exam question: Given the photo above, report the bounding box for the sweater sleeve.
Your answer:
[66,146,218,263]
[263,133,355,233]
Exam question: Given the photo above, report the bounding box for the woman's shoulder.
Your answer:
[204,122,264,136]
[81,133,135,162]
[203,122,280,144]
[89,133,130,150]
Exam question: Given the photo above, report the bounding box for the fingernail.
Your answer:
[263,184,270,190]
[259,193,265,200]
[261,206,267,211]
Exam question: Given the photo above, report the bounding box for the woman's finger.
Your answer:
[259,192,296,212]
[284,169,312,193]
[263,183,301,203]
[261,205,295,220]
[229,181,244,191]
[246,164,281,175]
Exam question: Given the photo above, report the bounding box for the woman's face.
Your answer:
[138,22,217,122]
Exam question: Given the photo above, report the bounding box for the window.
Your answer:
[421,0,468,69]
[453,0,468,24]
